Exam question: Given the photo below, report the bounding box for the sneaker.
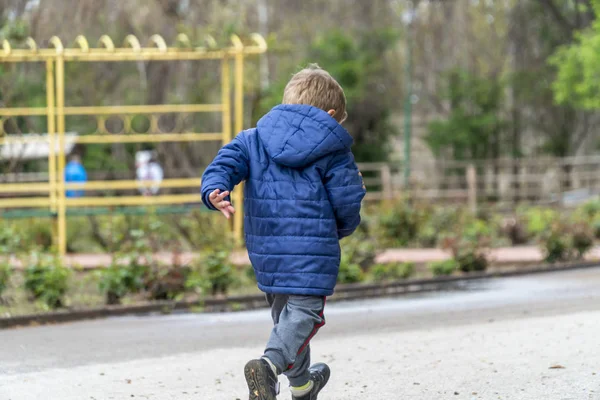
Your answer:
[244,359,280,400]
[291,363,331,400]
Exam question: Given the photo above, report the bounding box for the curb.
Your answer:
[1,260,598,329]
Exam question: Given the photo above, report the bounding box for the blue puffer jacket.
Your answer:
[201,104,366,296]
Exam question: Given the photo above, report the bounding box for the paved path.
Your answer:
[1,268,599,400]
[9,245,600,269]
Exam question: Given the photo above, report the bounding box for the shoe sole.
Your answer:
[244,360,277,400]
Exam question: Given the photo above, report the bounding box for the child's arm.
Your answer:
[201,135,250,219]
[323,151,367,239]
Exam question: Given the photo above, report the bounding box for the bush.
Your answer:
[244,265,257,284]
[416,206,461,247]
[578,199,600,219]
[97,227,156,304]
[371,262,415,282]
[541,220,595,263]
[378,200,422,247]
[462,218,493,242]
[429,259,459,276]
[574,200,600,239]
[453,241,489,273]
[186,246,236,296]
[23,252,71,309]
[98,263,148,305]
[442,220,490,273]
[340,233,377,269]
[336,233,377,284]
[497,215,529,245]
[0,223,21,252]
[337,252,364,284]
[98,265,130,305]
[0,261,11,299]
[541,224,571,263]
[146,262,190,301]
[16,220,53,252]
[520,207,559,239]
[570,222,594,259]
[591,215,600,239]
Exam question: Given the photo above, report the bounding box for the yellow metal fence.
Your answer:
[0,33,267,254]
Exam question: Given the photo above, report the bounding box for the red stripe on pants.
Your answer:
[287,297,326,371]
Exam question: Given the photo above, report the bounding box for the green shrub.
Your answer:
[186,246,236,296]
[578,199,600,219]
[340,233,377,269]
[146,263,190,301]
[453,241,489,273]
[337,252,364,284]
[541,224,571,263]
[98,265,132,305]
[371,262,415,282]
[0,261,11,299]
[520,207,560,239]
[172,211,229,250]
[462,218,493,242]
[442,219,490,273]
[570,222,594,259]
[23,252,71,309]
[98,263,148,305]
[336,233,376,284]
[378,200,422,247]
[416,207,461,247]
[0,223,21,252]
[245,266,257,284]
[591,215,600,239]
[429,259,459,276]
[98,227,156,304]
[17,220,53,252]
[540,220,595,263]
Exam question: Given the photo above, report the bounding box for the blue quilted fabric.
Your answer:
[201,104,366,296]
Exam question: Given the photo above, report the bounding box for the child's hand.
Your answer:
[209,189,236,219]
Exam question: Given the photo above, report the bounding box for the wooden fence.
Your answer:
[4,156,600,208]
[358,155,600,207]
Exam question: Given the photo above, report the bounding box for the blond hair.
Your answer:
[282,64,347,122]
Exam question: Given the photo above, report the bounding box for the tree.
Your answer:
[426,69,506,161]
[551,0,600,109]
[509,0,598,157]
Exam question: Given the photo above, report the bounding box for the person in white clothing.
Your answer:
[136,150,163,196]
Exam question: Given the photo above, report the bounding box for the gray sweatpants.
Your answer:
[263,294,326,387]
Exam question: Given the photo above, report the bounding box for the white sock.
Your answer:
[261,356,278,376]
[290,381,314,397]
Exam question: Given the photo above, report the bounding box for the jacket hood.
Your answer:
[256,104,353,168]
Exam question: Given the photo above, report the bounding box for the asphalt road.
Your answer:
[1,268,599,400]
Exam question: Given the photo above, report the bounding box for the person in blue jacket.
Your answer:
[64,154,87,198]
[201,64,366,400]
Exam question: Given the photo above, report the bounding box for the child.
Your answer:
[201,64,366,400]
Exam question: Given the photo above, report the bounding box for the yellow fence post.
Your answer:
[221,56,236,236]
[46,58,59,249]
[231,35,245,244]
[50,36,67,255]
[46,59,57,213]
[221,58,232,147]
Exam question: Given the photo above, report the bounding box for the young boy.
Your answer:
[201,64,366,400]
